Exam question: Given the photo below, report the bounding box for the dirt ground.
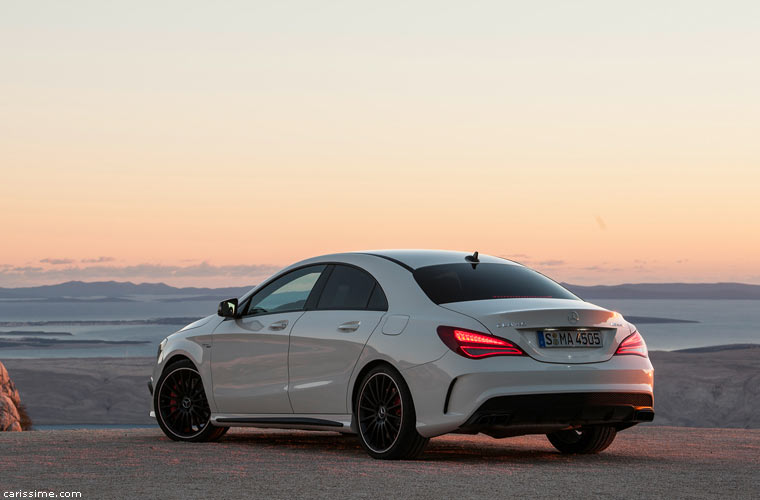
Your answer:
[1,425,758,499]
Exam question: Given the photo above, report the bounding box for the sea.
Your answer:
[0,297,758,359]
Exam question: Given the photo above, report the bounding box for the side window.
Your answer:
[367,284,388,311]
[316,265,387,311]
[244,265,325,316]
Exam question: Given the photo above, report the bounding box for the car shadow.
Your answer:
[197,430,654,465]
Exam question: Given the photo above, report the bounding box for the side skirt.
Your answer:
[211,413,355,434]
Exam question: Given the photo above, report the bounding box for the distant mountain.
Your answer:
[563,282,760,300]
[2,280,759,300]
[0,281,253,299]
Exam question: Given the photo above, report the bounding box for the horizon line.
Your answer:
[3,279,760,290]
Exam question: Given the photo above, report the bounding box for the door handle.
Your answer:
[338,321,361,332]
[269,319,288,331]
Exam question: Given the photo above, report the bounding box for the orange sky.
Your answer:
[1,2,758,287]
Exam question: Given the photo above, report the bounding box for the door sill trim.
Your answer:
[211,413,353,432]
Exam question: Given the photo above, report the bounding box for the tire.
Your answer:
[546,425,617,454]
[354,365,429,460]
[154,359,227,442]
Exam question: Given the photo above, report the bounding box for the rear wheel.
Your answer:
[155,359,227,442]
[354,365,428,460]
[546,425,617,454]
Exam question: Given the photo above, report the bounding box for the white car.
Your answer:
[149,250,654,459]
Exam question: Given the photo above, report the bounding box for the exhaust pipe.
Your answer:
[634,408,655,422]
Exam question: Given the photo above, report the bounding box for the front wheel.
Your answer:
[354,365,429,460]
[546,425,617,454]
[154,359,227,442]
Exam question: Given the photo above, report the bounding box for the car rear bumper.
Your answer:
[458,392,654,437]
[402,351,654,438]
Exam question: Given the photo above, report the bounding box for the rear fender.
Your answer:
[346,307,486,414]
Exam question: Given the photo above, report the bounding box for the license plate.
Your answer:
[537,330,603,348]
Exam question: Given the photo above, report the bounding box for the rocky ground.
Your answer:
[2,346,759,428]
[1,426,758,499]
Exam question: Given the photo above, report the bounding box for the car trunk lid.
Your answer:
[441,298,632,364]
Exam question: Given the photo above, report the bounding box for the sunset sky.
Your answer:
[1,1,758,287]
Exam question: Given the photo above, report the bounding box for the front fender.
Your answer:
[151,330,217,414]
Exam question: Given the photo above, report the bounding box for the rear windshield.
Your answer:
[413,263,580,304]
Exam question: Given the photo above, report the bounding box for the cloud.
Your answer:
[80,256,115,263]
[0,262,283,287]
[536,259,565,267]
[39,258,76,265]
[595,215,607,231]
[581,265,622,272]
[7,266,44,273]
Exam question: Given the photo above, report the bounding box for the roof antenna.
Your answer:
[465,251,479,264]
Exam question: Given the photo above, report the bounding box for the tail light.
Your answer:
[437,326,525,359]
[615,330,648,357]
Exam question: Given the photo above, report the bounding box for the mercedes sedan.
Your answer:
[149,250,654,459]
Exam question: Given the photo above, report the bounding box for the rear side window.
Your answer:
[317,265,387,311]
[366,284,388,311]
[413,263,579,305]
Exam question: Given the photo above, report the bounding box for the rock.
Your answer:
[0,361,24,431]
[0,394,21,431]
[1,363,21,406]
[0,360,9,385]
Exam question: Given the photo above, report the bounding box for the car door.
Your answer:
[288,264,388,414]
[211,265,326,414]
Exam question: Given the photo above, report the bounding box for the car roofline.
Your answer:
[352,249,522,272]
[356,252,414,272]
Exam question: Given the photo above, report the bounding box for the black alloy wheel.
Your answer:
[355,365,428,459]
[155,359,227,442]
[546,425,617,454]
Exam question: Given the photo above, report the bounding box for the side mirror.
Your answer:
[218,298,239,318]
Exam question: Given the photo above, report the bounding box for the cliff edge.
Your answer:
[0,360,25,431]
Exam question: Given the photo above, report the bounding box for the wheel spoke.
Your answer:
[376,378,385,404]
[383,388,396,406]
[167,408,181,423]
[385,418,399,434]
[368,379,381,406]
[376,376,388,403]
[374,423,383,447]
